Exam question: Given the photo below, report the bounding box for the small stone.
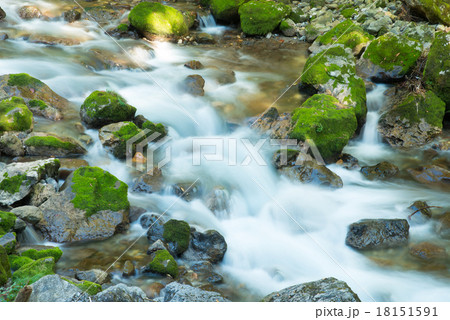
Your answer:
[123,260,135,277]
[184,60,204,70]
[147,239,168,255]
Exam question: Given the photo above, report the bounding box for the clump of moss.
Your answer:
[7,73,43,88]
[0,174,26,196]
[0,245,12,286]
[11,257,55,286]
[70,166,130,218]
[341,8,357,18]
[24,136,77,151]
[80,90,137,128]
[211,0,246,23]
[148,249,178,278]
[317,20,373,50]
[238,0,291,36]
[62,278,102,295]
[8,255,34,271]
[21,247,63,263]
[0,211,17,237]
[0,97,33,132]
[289,94,358,161]
[128,2,188,37]
[28,99,48,110]
[163,219,191,256]
[109,122,142,158]
[142,120,167,138]
[116,23,128,32]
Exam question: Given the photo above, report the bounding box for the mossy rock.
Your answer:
[21,247,63,263]
[28,99,47,110]
[0,97,33,132]
[70,166,130,218]
[0,232,16,254]
[116,23,128,32]
[361,32,422,80]
[80,90,136,128]
[11,257,55,286]
[8,255,34,271]
[128,2,188,37]
[238,0,291,36]
[0,211,16,237]
[316,20,373,51]
[0,245,12,286]
[24,134,87,157]
[163,219,191,256]
[211,0,247,23]
[62,277,102,295]
[289,94,358,161]
[341,8,357,18]
[404,0,450,26]
[0,174,26,196]
[148,249,178,278]
[423,32,450,111]
[7,73,44,88]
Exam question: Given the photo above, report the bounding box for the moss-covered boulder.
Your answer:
[379,91,446,148]
[80,90,136,128]
[0,159,60,206]
[128,2,188,37]
[163,219,191,256]
[0,232,16,254]
[0,211,16,237]
[289,94,358,162]
[62,277,102,295]
[238,0,290,36]
[0,97,33,132]
[36,166,130,242]
[21,247,63,263]
[0,245,12,286]
[11,257,55,286]
[211,0,247,23]
[404,0,450,26]
[24,133,87,157]
[147,249,178,278]
[8,255,34,271]
[299,44,367,125]
[359,32,423,81]
[423,32,450,112]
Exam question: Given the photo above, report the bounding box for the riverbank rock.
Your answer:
[0,158,60,206]
[360,161,399,180]
[182,229,227,263]
[1,211,17,238]
[129,2,188,38]
[36,166,130,242]
[406,165,450,190]
[28,275,82,302]
[0,97,33,132]
[289,94,358,161]
[358,32,422,81]
[157,282,230,302]
[80,91,136,128]
[423,32,450,111]
[404,0,450,26]
[12,257,55,287]
[378,91,446,148]
[211,0,246,23]
[24,133,87,157]
[0,245,12,286]
[250,107,292,139]
[182,75,205,96]
[263,277,360,302]
[238,1,290,36]
[345,219,410,250]
[299,44,367,126]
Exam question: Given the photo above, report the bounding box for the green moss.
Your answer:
[110,122,142,158]
[142,120,167,138]
[28,99,48,110]
[317,20,373,50]
[163,219,191,256]
[289,8,304,23]
[341,8,357,18]
[238,0,291,36]
[7,73,43,88]
[0,174,25,195]
[0,97,33,132]
[211,0,247,23]
[148,249,178,278]
[0,232,16,254]
[62,278,102,295]
[0,211,17,237]
[128,2,188,36]
[413,0,450,26]
[24,136,78,151]
[11,257,55,286]
[21,247,63,263]
[280,20,291,31]
[71,166,129,218]
[117,23,128,32]
[8,255,33,271]
[289,94,358,161]
[310,0,326,7]
[0,245,12,286]
[362,32,422,75]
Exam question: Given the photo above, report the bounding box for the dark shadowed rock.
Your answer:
[182,230,227,264]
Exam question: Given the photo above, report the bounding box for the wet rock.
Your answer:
[129,206,147,223]
[123,260,135,277]
[189,261,224,284]
[28,179,58,207]
[36,166,130,242]
[360,161,399,180]
[146,282,165,299]
[142,213,165,242]
[250,107,292,139]
[98,121,141,159]
[83,5,125,25]
[90,283,148,302]
[205,186,230,217]
[26,98,63,120]
[182,75,205,96]
[75,269,111,285]
[162,219,191,256]
[403,0,450,26]
[408,200,432,223]
[263,277,360,302]
[345,219,410,250]
[184,60,204,70]
[132,168,164,194]
[0,158,60,206]
[215,70,236,85]
[28,275,83,302]
[0,33,8,41]
[157,282,230,302]
[194,33,215,44]
[18,6,42,20]
[0,7,5,21]
[14,218,26,233]
[409,242,448,261]
[171,182,202,201]
[406,165,450,190]
[24,133,87,157]
[336,153,360,170]
[280,19,296,37]
[11,206,43,225]
[0,132,25,157]
[182,229,227,264]
[0,232,16,254]
[146,249,178,278]
[436,212,450,239]
[63,9,81,23]
[27,35,81,47]
[147,239,168,255]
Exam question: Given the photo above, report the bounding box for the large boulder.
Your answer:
[211,0,246,23]
[263,277,360,302]
[289,94,358,162]
[128,2,188,38]
[24,133,87,157]
[403,0,450,26]
[36,166,130,242]
[90,283,148,302]
[238,1,290,36]
[345,219,410,250]
[157,282,230,302]
[80,90,136,128]
[0,97,33,132]
[423,32,450,112]
[0,159,60,206]
[378,91,446,148]
[358,32,423,81]
[28,275,83,302]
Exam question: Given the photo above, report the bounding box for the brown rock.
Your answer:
[409,242,447,261]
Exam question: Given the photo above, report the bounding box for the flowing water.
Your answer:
[1,0,449,302]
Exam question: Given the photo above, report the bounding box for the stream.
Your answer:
[1,0,449,302]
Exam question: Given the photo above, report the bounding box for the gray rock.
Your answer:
[263,277,360,302]
[346,219,410,250]
[28,275,83,302]
[147,239,168,255]
[28,180,58,207]
[157,282,230,302]
[13,218,27,232]
[182,230,227,264]
[0,132,25,157]
[250,107,292,139]
[0,232,16,254]
[75,269,111,285]
[11,206,43,225]
[91,283,149,302]
[132,168,164,193]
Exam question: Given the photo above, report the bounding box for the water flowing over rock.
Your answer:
[182,75,205,96]
[0,7,6,21]
[18,6,42,20]
[156,282,230,302]
[346,219,410,250]
[409,242,448,261]
[406,165,450,191]
[263,277,361,302]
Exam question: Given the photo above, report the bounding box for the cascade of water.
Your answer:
[361,84,389,145]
